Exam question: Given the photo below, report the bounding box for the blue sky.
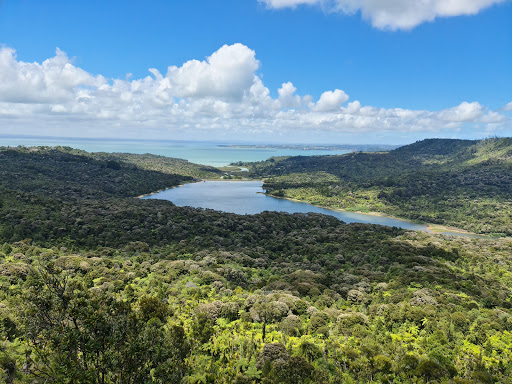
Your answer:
[0,0,511,144]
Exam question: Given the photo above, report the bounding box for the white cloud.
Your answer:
[262,0,319,7]
[278,82,301,108]
[165,43,259,100]
[437,101,484,122]
[313,89,349,111]
[480,110,506,123]
[0,45,509,140]
[259,0,506,30]
[0,47,104,103]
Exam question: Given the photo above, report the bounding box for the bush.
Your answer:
[309,312,330,334]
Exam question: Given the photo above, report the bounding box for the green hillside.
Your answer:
[0,145,511,383]
[244,138,512,236]
[0,146,222,200]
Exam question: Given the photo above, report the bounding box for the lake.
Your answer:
[142,180,435,231]
[142,181,486,237]
[0,136,348,167]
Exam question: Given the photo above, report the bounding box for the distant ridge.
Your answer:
[392,138,477,156]
[245,137,512,236]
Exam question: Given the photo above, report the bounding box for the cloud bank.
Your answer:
[0,44,509,140]
[259,0,507,30]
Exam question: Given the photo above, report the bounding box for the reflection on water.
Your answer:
[143,181,485,238]
[142,180,434,231]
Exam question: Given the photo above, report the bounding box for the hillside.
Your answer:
[244,138,512,236]
[0,145,511,383]
[0,146,222,200]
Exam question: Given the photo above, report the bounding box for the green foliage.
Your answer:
[0,145,221,200]
[245,138,512,236]
[20,265,190,383]
[308,312,329,335]
[0,144,511,382]
[137,296,171,323]
[192,313,215,344]
[279,314,303,336]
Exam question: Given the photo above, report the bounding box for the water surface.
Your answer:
[143,181,486,238]
[0,136,348,167]
[142,181,431,231]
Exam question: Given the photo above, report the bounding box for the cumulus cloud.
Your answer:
[437,101,484,122]
[259,0,506,30]
[278,82,302,108]
[0,44,509,139]
[165,43,259,100]
[0,47,104,103]
[313,89,349,112]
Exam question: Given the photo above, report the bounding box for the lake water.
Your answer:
[0,136,348,167]
[4,136,483,237]
[142,180,432,231]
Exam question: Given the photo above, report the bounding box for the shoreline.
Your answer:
[426,223,486,237]
[136,178,263,199]
[138,179,488,238]
[200,178,262,182]
[264,193,485,237]
[135,178,201,199]
[136,185,186,199]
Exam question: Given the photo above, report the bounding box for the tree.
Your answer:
[253,297,289,342]
[20,264,190,383]
[257,344,314,384]
[191,313,215,344]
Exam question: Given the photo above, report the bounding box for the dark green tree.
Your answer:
[20,264,189,384]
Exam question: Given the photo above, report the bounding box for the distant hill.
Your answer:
[245,138,512,236]
[0,146,222,200]
[223,143,398,152]
[391,138,477,157]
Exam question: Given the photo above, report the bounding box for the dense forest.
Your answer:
[242,138,512,237]
[0,145,511,383]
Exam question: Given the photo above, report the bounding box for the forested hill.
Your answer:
[1,144,512,383]
[0,146,222,199]
[245,138,512,236]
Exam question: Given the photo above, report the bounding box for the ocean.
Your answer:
[0,136,348,167]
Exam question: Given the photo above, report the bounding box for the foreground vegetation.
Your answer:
[242,138,512,237]
[0,145,511,383]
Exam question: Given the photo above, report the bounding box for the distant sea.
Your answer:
[0,135,349,167]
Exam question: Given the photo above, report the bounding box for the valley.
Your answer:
[0,141,511,383]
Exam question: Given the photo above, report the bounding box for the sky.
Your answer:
[0,0,511,144]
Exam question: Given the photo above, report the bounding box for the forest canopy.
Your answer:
[0,145,511,383]
[242,138,512,237]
